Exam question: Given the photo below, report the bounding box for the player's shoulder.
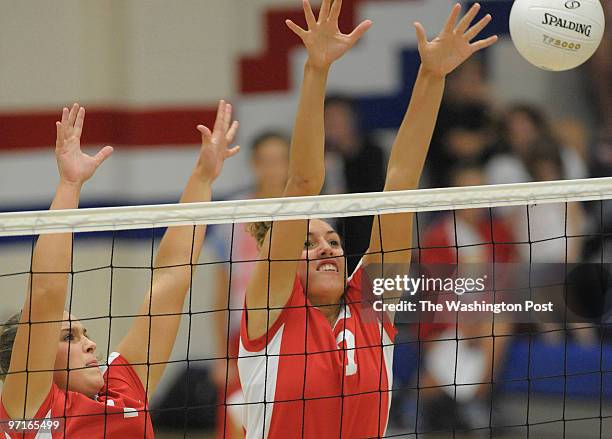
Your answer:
[100,353,146,394]
[98,352,131,379]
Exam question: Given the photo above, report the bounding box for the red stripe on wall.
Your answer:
[2,0,393,150]
[0,107,217,150]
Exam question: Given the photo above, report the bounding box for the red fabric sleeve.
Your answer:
[240,277,306,352]
[100,353,148,405]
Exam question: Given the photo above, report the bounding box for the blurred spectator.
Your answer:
[419,164,517,265]
[444,55,493,108]
[434,106,496,188]
[415,164,515,434]
[571,0,611,263]
[552,117,590,163]
[513,145,594,345]
[323,94,386,272]
[585,0,611,141]
[584,10,612,259]
[586,6,612,246]
[428,55,498,188]
[485,104,588,185]
[584,135,612,265]
[505,143,586,264]
[210,130,290,438]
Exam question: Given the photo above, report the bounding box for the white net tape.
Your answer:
[1,177,611,236]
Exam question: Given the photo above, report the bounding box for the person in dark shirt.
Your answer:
[324,94,386,272]
[427,55,497,189]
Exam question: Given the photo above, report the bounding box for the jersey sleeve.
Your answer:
[99,352,148,405]
[240,277,305,352]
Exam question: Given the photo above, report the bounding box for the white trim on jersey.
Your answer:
[380,321,395,436]
[238,326,284,439]
[97,351,120,377]
[226,390,246,430]
[332,300,352,328]
[95,352,122,403]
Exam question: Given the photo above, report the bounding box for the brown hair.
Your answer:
[0,312,22,381]
[247,222,272,248]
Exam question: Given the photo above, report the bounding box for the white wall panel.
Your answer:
[122,0,236,105]
[0,0,598,206]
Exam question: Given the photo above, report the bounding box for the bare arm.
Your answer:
[245,0,372,340]
[3,105,112,419]
[116,101,239,396]
[364,3,497,308]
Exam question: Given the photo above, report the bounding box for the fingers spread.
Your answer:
[226,121,239,144]
[319,0,332,23]
[197,124,212,140]
[94,145,114,166]
[213,100,225,135]
[224,103,232,133]
[55,122,63,150]
[74,107,85,137]
[465,14,491,41]
[470,34,498,52]
[414,22,428,48]
[456,2,480,34]
[61,107,69,127]
[303,0,316,29]
[67,103,79,127]
[286,19,307,39]
[225,145,241,159]
[329,0,342,23]
[443,3,461,34]
[347,19,372,46]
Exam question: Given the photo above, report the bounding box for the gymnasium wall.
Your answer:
[0,0,595,209]
[0,0,599,400]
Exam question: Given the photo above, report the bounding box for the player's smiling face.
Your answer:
[297,219,346,306]
[54,311,104,398]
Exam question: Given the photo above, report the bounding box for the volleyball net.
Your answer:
[1,177,612,438]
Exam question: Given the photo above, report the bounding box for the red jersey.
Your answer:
[0,353,154,438]
[419,216,516,265]
[239,265,397,439]
[418,215,517,339]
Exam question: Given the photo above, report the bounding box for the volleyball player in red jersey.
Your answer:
[239,1,497,437]
[0,101,240,438]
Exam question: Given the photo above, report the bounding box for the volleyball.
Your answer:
[509,0,605,71]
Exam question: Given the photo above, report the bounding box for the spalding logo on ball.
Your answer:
[509,0,605,71]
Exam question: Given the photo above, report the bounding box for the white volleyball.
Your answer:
[509,0,605,71]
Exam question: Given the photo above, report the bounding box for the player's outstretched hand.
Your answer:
[415,2,498,78]
[285,0,372,69]
[55,103,113,186]
[196,100,240,182]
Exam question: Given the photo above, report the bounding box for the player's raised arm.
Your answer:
[2,105,112,419]
[116,100,239,395]
[245,0,372,340]
[364,3,497,301]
